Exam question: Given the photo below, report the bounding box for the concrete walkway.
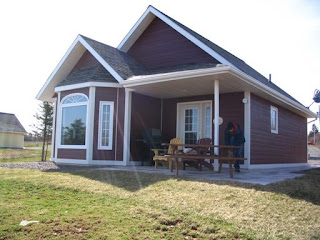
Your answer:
[98,160,320,185]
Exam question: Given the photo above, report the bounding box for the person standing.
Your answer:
[224,122,245,172]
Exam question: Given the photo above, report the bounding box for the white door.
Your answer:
[177,101,212,144]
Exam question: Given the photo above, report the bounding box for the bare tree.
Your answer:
[33,101,53,161]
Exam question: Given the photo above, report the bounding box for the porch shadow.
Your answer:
[46,165,320,205]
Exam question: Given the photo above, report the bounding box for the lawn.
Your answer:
[0,149,319,239]
[0,143,50,164]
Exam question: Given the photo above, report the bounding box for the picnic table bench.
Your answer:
[163,143,247,178]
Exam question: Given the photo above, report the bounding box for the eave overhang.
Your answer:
[121,66,317,119]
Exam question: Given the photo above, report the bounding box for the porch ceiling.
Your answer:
[126,72,250,99]
[122,67,316,118]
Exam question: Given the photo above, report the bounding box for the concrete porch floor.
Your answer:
[98,160,320,185]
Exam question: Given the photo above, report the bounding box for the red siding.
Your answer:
[57,149,86,160]
[127,17,219,70]
[60,88,89,100]
[218,93,244,144]
[93,87,125,161]
[162,93,244,143]
[130,93,162,161]
[70,50,99,74]
[162,95,214,140]
[250,94,307,164]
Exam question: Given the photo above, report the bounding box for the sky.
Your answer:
[0,0,319,133]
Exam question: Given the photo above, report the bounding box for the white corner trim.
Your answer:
[54,92,61,160]
[87,87,96,163]
[78,36,124,83]
[244,91,251,168]
[55,82,122,92]
[51,97,57,160]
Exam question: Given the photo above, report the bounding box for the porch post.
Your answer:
[123,88,134,165]
[86,87,96,164]
[214,80,220,171]
[244,91,251,168]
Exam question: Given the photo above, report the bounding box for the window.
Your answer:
[60,94,88,147]
[98,101,114,150]
[270,106,278,134]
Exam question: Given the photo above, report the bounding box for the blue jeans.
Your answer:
[229,136,243,169]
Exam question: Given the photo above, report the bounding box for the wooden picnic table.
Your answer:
[162,143,246,178]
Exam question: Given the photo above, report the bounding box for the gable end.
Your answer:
[127,17,220,70]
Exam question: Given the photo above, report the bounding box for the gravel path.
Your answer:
[0,162,103,172]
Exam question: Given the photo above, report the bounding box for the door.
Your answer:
[177,101,212,144]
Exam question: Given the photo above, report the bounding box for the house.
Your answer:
[0,112,27,148]
[37,5,317,169]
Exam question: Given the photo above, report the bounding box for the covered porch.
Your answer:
[122,66,252,169]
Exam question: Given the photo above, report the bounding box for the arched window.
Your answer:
[59,94,88,147]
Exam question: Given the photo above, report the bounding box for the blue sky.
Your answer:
[0,0,319,132]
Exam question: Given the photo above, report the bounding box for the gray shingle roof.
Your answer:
[80,35,146,79]
[76,9,302,106]
[58,64,118,86]
[159,9,302,104]
[0,113,27,134]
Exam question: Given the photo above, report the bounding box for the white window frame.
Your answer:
[98,101,114,150]
[270,106,278,134]
[58,93,89,149]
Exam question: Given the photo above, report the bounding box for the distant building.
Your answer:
[0,112,27,148]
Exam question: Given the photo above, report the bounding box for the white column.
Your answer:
[50,97,57,161]
[123,88,134,165]
[244,91,251,169]
[214,80,220,171]
[54,92,61,161]
[86,87,96,163]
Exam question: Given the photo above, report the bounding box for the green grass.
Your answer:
[0,166,320,240]
[0,147,51,163]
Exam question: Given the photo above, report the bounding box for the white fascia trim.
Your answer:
[229,68,317,118]
[122,66,230,87]
[117,7,155,51]
[78,36,124,83]
[36,35,82,100]
[118,6,236,69]
[55,82,122,92]
[122,66,316,118]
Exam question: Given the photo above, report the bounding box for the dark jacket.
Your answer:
[224,122,245,146]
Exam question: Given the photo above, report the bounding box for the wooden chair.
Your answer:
[151,137,183,169]
[182,138,213,171]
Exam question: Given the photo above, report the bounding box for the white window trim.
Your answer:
[58,93,89,149]
[270,106,278,134]
[98,101,114,150]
